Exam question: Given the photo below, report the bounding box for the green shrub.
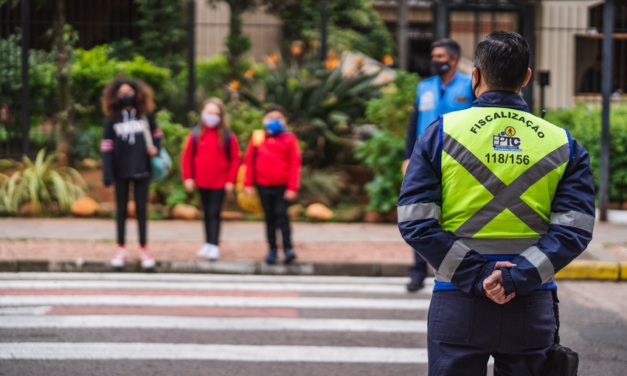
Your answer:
[0,35,57,132]
[241,55,382,167]
[227,102,265,152]
[298,169,345,207]
[149,110,199,209]
[365,70,419,137]
[354,130,404,213]
[545,104,627,204]
[0,149,86,214]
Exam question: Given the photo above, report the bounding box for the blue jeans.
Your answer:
[428,289,555,376]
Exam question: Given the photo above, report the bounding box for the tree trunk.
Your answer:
[53,0,72,166]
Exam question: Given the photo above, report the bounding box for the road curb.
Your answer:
[0,259,626,280]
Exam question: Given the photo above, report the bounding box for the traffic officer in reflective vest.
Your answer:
[403,39,474,292]
[398,31,595,374]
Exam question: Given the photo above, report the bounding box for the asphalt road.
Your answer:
[0,273,625,376]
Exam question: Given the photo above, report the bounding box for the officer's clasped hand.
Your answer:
[483,261,517,305]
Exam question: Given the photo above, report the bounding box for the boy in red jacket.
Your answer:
[244,105,302,264]
[182,98,241,261]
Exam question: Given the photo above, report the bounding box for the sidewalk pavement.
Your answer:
[0,218,626,279]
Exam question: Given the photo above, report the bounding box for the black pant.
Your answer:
[115,177,150,246]
[199,188,225,245]
[258,185,292,250]
[409,252,428,283]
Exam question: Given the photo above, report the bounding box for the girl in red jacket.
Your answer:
[244,105,302,264]
[182,98,241,260]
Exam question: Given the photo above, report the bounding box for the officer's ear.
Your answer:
[521,68,532,88]
[472,67,480,88]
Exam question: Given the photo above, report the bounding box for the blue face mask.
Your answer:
[264,119,285,135]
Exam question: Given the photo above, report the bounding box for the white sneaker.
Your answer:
[197,244,220,261]
[139,247,156,269]
[110,246,127,268]
[196,244,213,258]
[206,245,220,261]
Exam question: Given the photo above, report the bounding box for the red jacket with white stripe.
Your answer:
[243,132,301,192]
[181,127,241,190]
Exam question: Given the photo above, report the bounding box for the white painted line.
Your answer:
[0,280,432,295]
[0,296,430,310]
[0,342,429,363]
[0,315,428,333]
[0,306,51,315]
[0,272,430,285]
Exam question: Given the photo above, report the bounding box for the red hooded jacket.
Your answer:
[243,132,301,192]
[181,127,241,189]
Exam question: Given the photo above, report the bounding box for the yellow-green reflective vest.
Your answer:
[440,106,570,256]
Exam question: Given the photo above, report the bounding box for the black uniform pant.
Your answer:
[409,251,428,283]
[115,177,150,246]
[257,185,292,250]
[199,188,225,245]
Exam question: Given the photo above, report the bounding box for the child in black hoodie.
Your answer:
[101,79,162,269]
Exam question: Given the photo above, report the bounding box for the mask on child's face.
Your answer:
[264,118,285,135]
[202,113,221,128]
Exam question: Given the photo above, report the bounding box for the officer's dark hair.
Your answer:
[474,31,530,92]
[431,39,461,58]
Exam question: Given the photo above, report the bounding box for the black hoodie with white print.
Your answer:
[101,109,163,186]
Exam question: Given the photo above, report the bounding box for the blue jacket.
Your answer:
[398,91,595,296]
[405,72,473,159]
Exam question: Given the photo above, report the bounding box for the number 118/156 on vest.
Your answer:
[485,153,530,165]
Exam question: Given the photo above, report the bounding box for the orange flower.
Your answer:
[291,45,302,55]
[383,55,393,66]
[228,80,240,91]
[244,70,255,79]
[325,58,340,70]
[268,54,279,65]
[328,52,338,61]
[354,57,363,67]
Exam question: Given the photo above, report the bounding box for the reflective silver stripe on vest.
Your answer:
[460,237,540,255]
[520,246,555,283]
[434,240,471,283]
[397,203,441,223]
[550,211,595,233]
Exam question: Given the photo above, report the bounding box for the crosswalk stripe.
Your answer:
[0,315,428,333]
[0,280,430,294]
[0,272,430,285]
[0,295,430,310]
[0,342,429,363]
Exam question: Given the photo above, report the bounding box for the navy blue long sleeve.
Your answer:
[501,138,595,296]
[398,111,595,296]
[398,119,496,295]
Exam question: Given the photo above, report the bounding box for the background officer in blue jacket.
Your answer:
[398,31,595,375]
[403,39,474,292]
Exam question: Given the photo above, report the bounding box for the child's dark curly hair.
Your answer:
[101,78,156,118]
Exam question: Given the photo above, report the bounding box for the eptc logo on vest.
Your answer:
[493,126,523,152]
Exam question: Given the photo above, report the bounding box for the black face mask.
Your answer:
[119,93,135,107]
[430,60,451,76]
